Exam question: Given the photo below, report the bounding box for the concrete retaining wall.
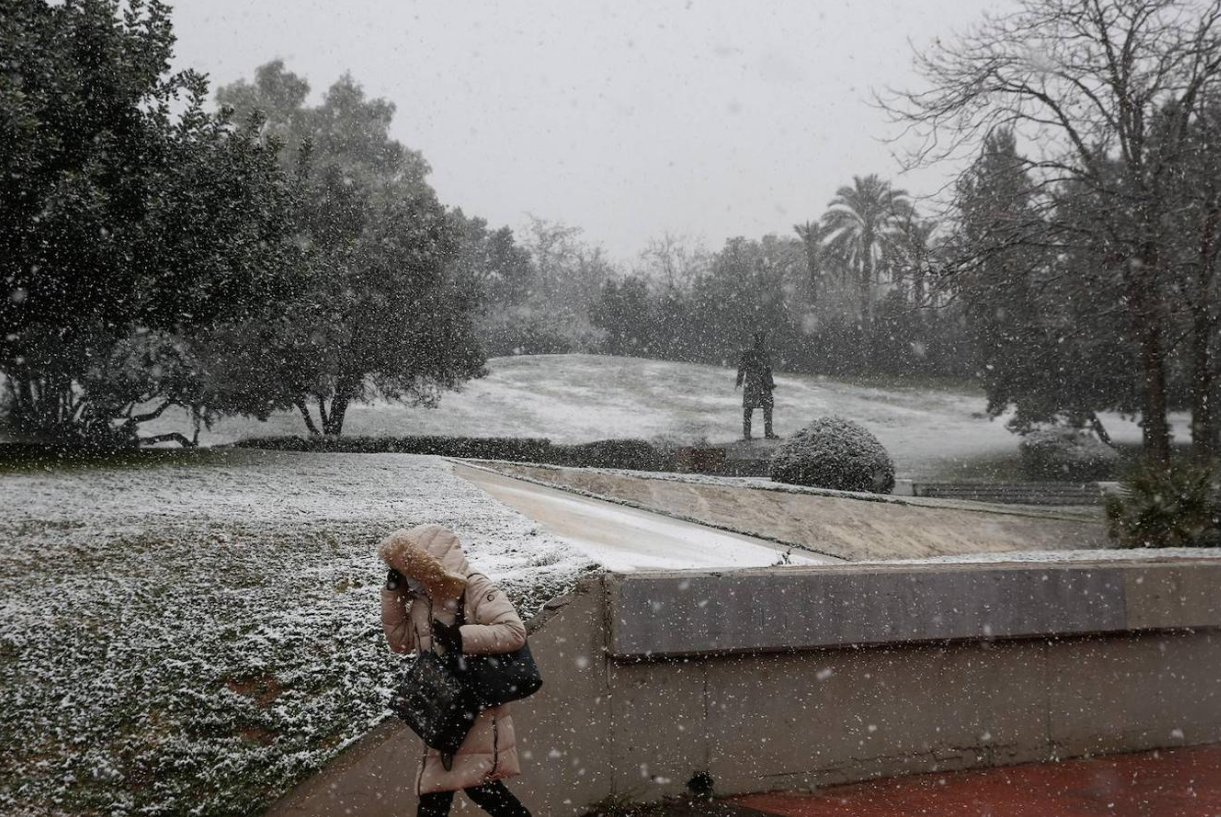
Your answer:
[269,560,1221,817]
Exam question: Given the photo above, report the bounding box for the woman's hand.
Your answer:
[432,619,463,653]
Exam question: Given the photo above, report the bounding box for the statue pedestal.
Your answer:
[672,438,783,476]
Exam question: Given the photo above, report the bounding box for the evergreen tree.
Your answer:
[953,129,1134,439]
[215,62,485,435]
[0,0,298,445]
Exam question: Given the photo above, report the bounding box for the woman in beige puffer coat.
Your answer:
[379,524,533,817]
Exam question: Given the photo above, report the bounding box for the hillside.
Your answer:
[146,354,1170,479]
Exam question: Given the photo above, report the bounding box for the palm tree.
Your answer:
[888,212,938,307]
[793,219,832,305]
[820,174,912,324]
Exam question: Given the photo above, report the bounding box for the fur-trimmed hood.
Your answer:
[402,523,473,576]
[377,524,470,601]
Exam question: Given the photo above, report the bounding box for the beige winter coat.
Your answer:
[380,524,528,795]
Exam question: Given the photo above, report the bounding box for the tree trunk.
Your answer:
[1128,245,1172,465]
[322,379,357,436]
[295,398,320,435]
[1088,412,1114,447]
[1186,289,1216,461]
[802,228,819,306]
[1190,313,1214,462]
[860,233,874,327]
[140,432,196,448]
[1190,209,1219,463]
[13,374,34,429]
[323,399,349,436]
[1137,306,1172,465]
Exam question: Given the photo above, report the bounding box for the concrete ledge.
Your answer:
[609,561,1221,658]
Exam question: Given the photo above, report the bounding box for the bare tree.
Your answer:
[636,232,710,291]
[882,0,1221,463]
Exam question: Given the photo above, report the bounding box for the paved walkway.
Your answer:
[721,745,1221,816]
[478,461,1107,561]
[453,461,838,570]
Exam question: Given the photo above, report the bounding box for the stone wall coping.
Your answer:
[607,559,1221,658]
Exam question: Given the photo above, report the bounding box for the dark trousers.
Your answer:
[743,403,774,439]
[417,781,532,817]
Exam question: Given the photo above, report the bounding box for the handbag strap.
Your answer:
[425,572,480,647]
[456,589,468,627]
[456,572,489,627]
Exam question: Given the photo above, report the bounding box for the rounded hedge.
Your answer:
[769,416,895,493]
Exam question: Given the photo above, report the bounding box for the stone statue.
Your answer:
[735,331,777,441]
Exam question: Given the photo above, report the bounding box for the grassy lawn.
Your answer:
[0,450,595,816]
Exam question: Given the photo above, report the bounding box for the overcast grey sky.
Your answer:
[169,1,1009,261]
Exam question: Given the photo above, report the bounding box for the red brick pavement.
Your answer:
[728,745,1221,817]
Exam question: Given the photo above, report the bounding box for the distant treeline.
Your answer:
[4,0,1220,466]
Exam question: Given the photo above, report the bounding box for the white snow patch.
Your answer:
[461,468,833,571]
[137,354,1193,480]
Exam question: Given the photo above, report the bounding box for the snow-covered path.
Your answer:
[454,462,839,570]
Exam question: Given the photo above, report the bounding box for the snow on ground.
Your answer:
[0,450,596,817]
[140,354,1190,480]
[482,462,1107,523]
[454,462,838,570]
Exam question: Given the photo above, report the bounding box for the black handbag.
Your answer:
[452,592,544,707]
[454,642,543,706]
[389,625,482,754]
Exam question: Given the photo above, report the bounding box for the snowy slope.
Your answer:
[143,354,1185,479]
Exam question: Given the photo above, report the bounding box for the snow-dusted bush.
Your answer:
[769,416,895,493]
[1019,428,1119,481]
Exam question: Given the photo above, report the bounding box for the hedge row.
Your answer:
[232,435,675,471]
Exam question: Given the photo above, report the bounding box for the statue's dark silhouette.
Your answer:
[735,332,777,441]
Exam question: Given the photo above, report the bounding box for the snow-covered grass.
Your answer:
[0,450,596,817]
[141,354,1189,480]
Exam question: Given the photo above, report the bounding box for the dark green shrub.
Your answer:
[232,435,552,461]
[232,434,672,470]
[1105,462,1221,548]
[769,416,895,493]
[551,439,671,471]
[1019,428,1119,481]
